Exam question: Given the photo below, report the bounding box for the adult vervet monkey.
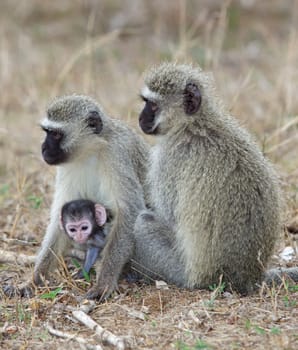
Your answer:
[5,95,148,300]
[132,62,297,294]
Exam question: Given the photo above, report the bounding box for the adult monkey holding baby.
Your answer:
[4,94,148,300]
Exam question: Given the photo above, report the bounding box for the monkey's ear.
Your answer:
[95,204,107,226]
[183,82,202,115]
[87,111,103,134]
[59,215,64,230]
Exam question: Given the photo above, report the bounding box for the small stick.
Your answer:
[72,310,127,350]
[46,323,103,350]
[0,237,37,246]
[0,249,35,265]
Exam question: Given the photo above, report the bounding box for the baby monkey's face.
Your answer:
[65,217,93,244]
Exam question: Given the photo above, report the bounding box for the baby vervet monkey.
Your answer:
[132,62,298,294]
[60,199,108,278]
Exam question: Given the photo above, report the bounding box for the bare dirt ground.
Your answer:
[0,1,298,349]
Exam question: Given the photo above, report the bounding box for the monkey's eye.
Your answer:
[50,130,63,140]
[41,126,63,141]
[81,226,89,231]
[42,127,63,141]
[141,96,159,113]
[150,102,159,112]
[70,228,76,233]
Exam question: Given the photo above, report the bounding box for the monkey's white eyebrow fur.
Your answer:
[141,85,160,101]
[40,118,67,130]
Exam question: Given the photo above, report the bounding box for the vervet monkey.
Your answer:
[5,95,148,299]
[132,62,296,294]
[60,199,108,278]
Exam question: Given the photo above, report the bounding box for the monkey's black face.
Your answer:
[139,98,159,135]
[41,128,68,165]
[41,110,103,165]
[139,82,202,135]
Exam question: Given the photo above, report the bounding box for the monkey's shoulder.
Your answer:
[151,124,274,188]
[109,118,147,144]
[107,118,149,161]
[87,230,106,248]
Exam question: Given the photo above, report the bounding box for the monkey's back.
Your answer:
[107,118,149,205]
[149,118,281,294]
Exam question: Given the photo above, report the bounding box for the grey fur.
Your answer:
[264,267,298,286]
[35,95,148,299]
[133,62,293,294]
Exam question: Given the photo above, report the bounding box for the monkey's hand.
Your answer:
[3,281,35,298]
[73,270,85,280]
[85,274,119,301]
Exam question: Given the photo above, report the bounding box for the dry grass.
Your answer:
[0,0,298,349]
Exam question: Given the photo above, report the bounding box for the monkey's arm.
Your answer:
[80,245,101,276]
[85,204,136,300]
[76,234,105,279]
[88,232,106,249]
[33,210,71,285]
[132,210,188,286]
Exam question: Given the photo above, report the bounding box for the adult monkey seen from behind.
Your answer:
[133,62,298,294]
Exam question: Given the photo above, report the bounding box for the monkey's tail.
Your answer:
[264,267,298,286]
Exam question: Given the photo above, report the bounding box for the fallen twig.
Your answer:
[72,309,127,350]
[116,304,146,321]
[46,323,103,350]
[0,249,35,265]
[78,300,96,314]
[0,237,37,246]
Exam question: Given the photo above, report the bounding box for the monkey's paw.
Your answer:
[85,281,118,301]
[3,283,34,298]
[73,270,85,280]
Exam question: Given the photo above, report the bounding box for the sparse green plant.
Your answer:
[39,287,62,300]
[176,339,212,350]
[194,340,212,349]
[209,281,226,294]
[72,258,91,282]
[27,195,43,209]
[204,279,226,308]
[270,327,281,335]
[16,303,31,323]
[0,183,9,196]
[151,320,157,327]
[245,321,281,336]
[245,319,252,330]
[254,325,266,335]
[176,340,189,350]
[288,284,298,293]
[282,295,297,308]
